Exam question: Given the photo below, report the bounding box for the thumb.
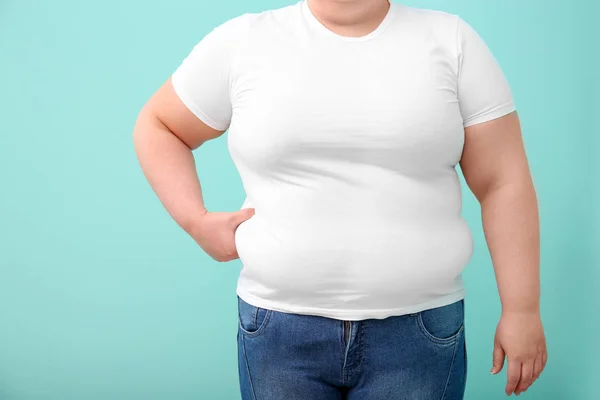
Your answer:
[491,341,505,375]
[230,208,255,226]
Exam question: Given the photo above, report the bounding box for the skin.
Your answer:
[133,0,547,396]
[461,113,547,395]
[133,80,253,262]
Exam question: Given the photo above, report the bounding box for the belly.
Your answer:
[234,209,473,312]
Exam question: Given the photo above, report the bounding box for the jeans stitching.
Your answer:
[239,309,273,337]
[440,330,461,400]
[416,313,464,346]
[238,297,274,338]
[241,334,258,400]
[340,322,347,386]
[252,306,259,329]
[463,326,467,382]
[463,336,468,394]
[342,322,352,370]
[355,321,365,370]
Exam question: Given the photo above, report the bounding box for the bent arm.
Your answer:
[132,78,224,233]
[460,112,540,313]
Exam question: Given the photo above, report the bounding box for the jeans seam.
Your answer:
[239,309,273,337]
[340,322,347,386]
[463,328,467,387]
[241,334,258,400]
[440,330,461,400]
[416,313,464,346]
[252,306,259,329]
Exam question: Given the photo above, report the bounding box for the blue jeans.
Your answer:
[237,296,467,399]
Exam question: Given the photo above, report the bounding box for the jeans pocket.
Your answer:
[238,296,273,337]
[416,300,464,345]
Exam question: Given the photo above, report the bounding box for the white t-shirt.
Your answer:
[172,0,516,320]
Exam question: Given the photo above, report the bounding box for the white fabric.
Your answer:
[172,0,516,320]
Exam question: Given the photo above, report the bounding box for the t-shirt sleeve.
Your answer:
[171,15,248,131]
[456,17,516,128]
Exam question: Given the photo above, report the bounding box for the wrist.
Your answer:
[181,208,209,235]
[501,303,540,316]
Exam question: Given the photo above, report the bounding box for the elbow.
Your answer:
[475,177,537,206]
[132,104,152,142]
[132,105,168,152]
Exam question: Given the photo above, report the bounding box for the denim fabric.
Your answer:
[237,296,467,400]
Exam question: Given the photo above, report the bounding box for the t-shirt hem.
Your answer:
[236,288,466,321]
[170,75,230,131]
[462,101,516,128]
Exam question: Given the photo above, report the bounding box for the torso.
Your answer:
[230,1,473,319]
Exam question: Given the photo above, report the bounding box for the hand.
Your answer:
[188,208,255,262]
[492,311,548,396]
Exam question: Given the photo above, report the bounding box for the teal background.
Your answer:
[0,0,597,399]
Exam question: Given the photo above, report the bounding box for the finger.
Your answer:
[230,208,255,226]
[533,355,543,380]
[492,342,506,374]
[229,250,240,261]
[542,349,548,370]
[223,247,239,260]
[506,358,522,396]
[515,360,534,395]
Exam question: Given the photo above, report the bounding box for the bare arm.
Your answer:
[460,111,547,396]
[460,111,540,313]
[133,78,254,261]
[133,78,221,231]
